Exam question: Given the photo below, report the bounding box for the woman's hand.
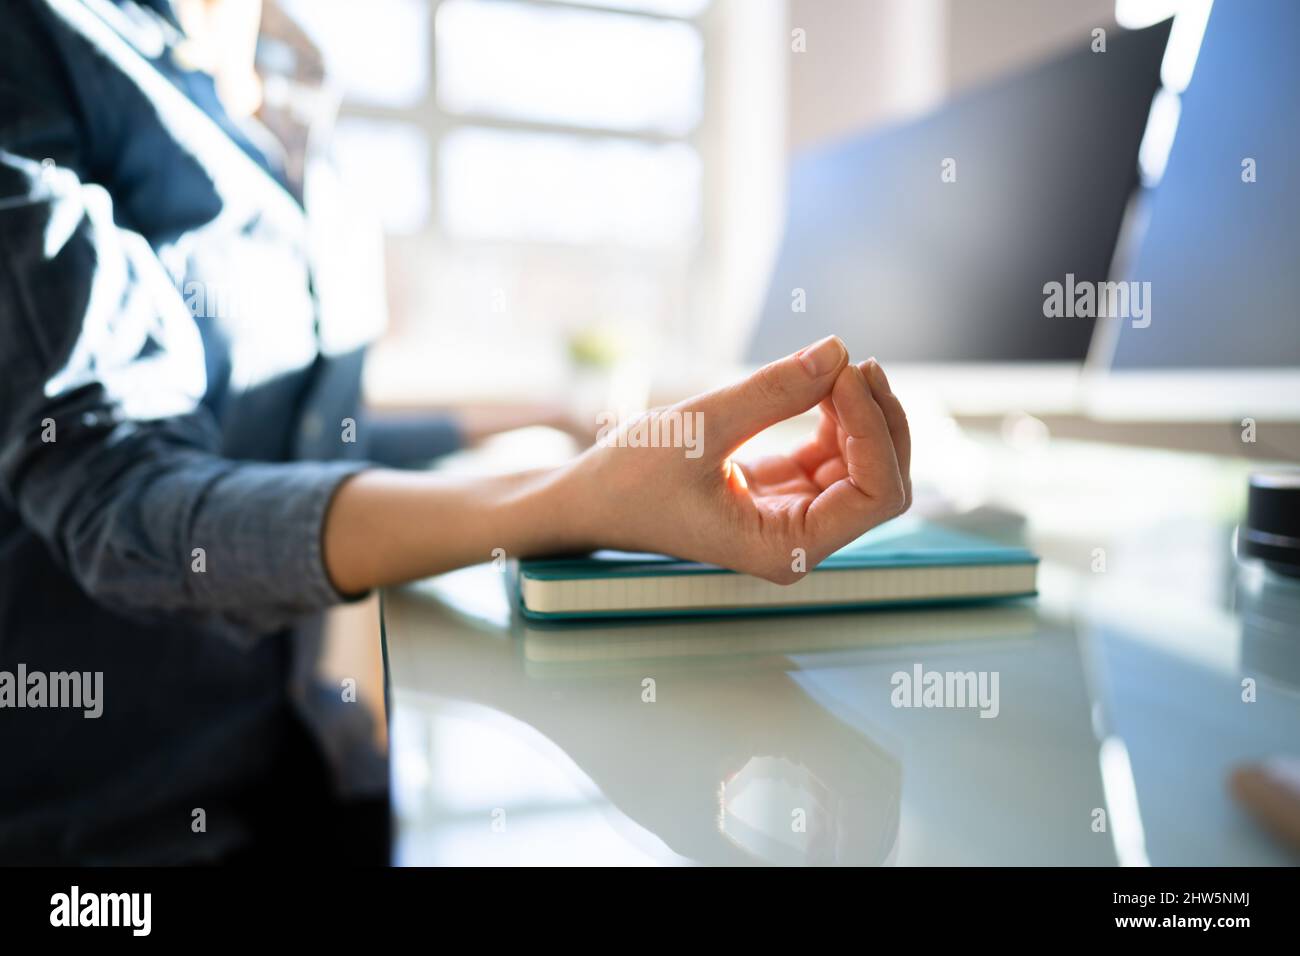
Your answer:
[566,335,912,583]
[323,336,910,593]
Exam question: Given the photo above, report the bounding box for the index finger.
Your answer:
[802,365,907,562]
[861,359,911,508]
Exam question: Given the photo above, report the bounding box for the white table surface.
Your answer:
[383,430,1300,865]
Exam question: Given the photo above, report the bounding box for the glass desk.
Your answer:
[382,441,1300,866]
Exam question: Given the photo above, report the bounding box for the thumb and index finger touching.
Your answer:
[689,335,850,453]
[807,359,909,550]
[689,335,911,559]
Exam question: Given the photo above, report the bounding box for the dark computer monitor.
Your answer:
[1098,0,1300,374]
[748,19,1171,366]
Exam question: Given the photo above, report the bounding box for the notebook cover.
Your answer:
[516,518,1038,620]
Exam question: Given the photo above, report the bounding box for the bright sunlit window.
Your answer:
[440,128,701,246]
[279,0,713,393]
[436,0,703,136]
[282,0,430,108]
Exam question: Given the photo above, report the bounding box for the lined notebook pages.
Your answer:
[515,519,1038,620]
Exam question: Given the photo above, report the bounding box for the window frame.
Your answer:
[333,0,719,254]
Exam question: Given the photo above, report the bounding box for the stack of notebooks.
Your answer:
[514,518,1038,621]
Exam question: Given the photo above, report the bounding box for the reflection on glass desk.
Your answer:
[382,507,1300,866]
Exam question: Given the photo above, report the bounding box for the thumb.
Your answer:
[689,336,848,455]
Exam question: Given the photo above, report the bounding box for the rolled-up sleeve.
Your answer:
[0,148,367,628]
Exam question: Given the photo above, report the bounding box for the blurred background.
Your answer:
[241,0,1300,487]
[270,0,1215,407]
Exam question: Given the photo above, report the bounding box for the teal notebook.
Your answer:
[516,518,1038,621]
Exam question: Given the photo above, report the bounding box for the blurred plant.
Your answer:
[566,326,622,370]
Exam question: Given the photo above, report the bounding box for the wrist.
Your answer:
[505,456,602,556]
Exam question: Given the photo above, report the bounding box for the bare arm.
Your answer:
[323,337,912,594]
[322,466,589,594]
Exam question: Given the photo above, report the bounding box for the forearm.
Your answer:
[365,412,464,466]
[322,463,594,594]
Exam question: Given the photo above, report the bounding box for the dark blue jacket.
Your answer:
[0,0,442,861]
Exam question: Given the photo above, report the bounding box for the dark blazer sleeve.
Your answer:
[0,4,367,627]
